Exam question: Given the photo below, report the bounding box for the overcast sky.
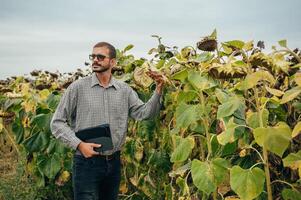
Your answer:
[0,0,300,79]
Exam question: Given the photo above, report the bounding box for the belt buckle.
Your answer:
[105,154,113,160]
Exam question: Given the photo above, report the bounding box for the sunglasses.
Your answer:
[89,54,110,61]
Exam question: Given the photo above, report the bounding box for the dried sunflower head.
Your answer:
[208,63,247,79]
[197,37,217,52]
[30,70,41,76]
[249,52,273,70]
[209,68,247,79]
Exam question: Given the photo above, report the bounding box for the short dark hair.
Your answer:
[93,42,116,59]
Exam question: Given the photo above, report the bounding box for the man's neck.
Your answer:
[95,71,112,88]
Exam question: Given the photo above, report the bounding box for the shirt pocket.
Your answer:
[112,103,128,123]
[110,94,127,116]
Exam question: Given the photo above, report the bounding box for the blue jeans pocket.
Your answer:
[72,155,121,200]
[74,155,90,165]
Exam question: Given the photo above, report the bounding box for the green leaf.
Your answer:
[246,109,269,129]
[233,102,246,121]
[175,102,203,129]
[171,69,188,83]
[278,39,287,48]
[12,117,24,144]
[217,97,243,119]
[294,72,301,87]
[23,131,49,152]
[265,86,284,97]
[224,40,245,49]
[280,86,301,104]
[282,188,301,200]
[188,71,216,91]
[282,150,301,168]
[191,159,216,194]
[272,53,291,73]
[232,60,247,68]
[46,92,61,110]
[253,122,291,157]
[221,142,237,157]
[168,161,191,178]
[215,88,229,103]
[134,141,144,162]
[39,89,50,100]
[192,52,214,63]
[123,139,136,163]
[240,71,276,90]
[211,158,230,185]
[170,135,195,163]
[243,40,254,51]
[253,127,266,147]
[148,47,157,55]
[46,139,56,154]
[156,59,165,69]
[164,183,174,200]
[293,101,301,111]
[217,117,239,145]
[138,119,156,141]
[34,167,45,187]
[176,177,190,195]
[47,138,67,154]
[292,121,301,138]
[230,166,265,200]
[4,98,22,111]
[210,29,217,39]
[124,44,134,52]
[177,91,197,103]
[37,153,61,179]
[31,113,53,133]
[221,43,233,54]
[191,158,229,195]
[148,149,171,173]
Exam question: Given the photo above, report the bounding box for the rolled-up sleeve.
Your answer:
[128,88,161,121]
[50,83,82,150]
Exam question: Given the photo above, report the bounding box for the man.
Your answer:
[50,42,164,200]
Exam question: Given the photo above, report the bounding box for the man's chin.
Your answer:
[92,66,109,73]
[92,69,106,73]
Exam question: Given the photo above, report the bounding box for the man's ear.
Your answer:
[110,58,117,66]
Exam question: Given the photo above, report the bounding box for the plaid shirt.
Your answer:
[50,72,161,155]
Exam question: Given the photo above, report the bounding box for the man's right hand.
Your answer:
[77,142,101,158]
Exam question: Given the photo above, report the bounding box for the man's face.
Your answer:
[91,47,114,73]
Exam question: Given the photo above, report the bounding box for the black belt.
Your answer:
[96,151,120,160]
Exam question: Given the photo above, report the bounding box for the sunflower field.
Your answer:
[0,30,301,200]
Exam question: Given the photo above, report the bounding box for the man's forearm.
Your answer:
[50,117,82,150]
[129,90,161,120]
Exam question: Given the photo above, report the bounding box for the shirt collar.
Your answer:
[90,72,119,90]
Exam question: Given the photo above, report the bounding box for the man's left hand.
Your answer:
[147,71,165,94]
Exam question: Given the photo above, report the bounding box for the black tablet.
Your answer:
[75,124,113,152]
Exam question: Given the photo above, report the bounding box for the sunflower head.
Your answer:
[197,37,217,52]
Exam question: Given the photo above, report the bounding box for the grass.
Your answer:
[0,132,74,200]
[0,136,42,200]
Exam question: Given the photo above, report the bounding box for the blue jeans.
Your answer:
[72,152,121,200]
